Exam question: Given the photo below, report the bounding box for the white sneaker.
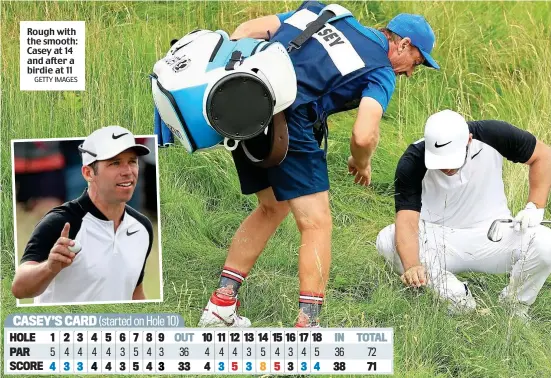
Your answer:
[447,283,477,315]
[198,290,251,328]
[511,304,531,322]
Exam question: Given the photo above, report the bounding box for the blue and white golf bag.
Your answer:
[151,29,297,162]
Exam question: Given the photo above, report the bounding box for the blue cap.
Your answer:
[387,13,439,70]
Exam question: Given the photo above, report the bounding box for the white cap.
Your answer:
[424,110,470,169]
[79,126,150,166]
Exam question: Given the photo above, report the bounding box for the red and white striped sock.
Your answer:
[218,266,247,297]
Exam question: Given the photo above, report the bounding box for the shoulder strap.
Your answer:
[287,9,335,52]
[241,112,288,168]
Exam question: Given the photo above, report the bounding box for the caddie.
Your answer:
[198,1,440,327]
[376,110,551,318]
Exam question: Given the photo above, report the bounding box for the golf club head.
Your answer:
[487,219,550,242]
[487,219,513,242]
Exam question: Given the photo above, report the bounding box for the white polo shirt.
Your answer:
[394,120,537,228]
[21,191,154,304]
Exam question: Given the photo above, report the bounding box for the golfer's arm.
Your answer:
[395,210,421,271]
[230,15,282,40]
[11,261,58,299]
[525,140,551,208]
[132,283,146,300]
[350,97,383,168]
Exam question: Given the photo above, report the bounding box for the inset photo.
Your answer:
[11,127,163,306]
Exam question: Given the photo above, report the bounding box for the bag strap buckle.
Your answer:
[287,41,301,53]
[225,50,243,71]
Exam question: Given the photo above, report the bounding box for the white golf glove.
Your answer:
[514,202,544,231]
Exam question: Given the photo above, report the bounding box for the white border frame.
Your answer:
[11,135,165,307]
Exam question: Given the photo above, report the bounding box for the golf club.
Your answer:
[487,219,551,242]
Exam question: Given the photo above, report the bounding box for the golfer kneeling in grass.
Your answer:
[376,110,551,319]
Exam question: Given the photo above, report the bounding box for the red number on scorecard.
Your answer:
[232,362,238,371]
[274,362,281,371]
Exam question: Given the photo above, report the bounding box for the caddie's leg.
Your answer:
[494,225,551,306]
[220,187,290,296]
[198,187,289,328]
[288,191,332,326]
[261,108,331,326]
[224,137,290,298]
[376,222,476,313]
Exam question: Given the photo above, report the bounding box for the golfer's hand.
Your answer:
[514,202,544,231]
[348,156,371,186]
[401,265,427,287]
[47,223,76,273]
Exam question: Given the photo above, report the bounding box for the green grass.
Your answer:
[2,1,551,377]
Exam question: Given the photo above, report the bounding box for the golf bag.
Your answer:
[151,29,297,167]
[152,3,348,167]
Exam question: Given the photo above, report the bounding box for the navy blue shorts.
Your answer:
[232,109,329,201]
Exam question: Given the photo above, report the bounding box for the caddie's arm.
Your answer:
[393,144,427,287]
[230,15,282,40]
[12,221,77,299]
[350,97,383,168]
[524,140,551,208]
[350,69,396,170]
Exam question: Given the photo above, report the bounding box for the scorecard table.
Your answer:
[4,314,393,375]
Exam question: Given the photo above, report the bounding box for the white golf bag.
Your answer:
[151,29,297,165]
